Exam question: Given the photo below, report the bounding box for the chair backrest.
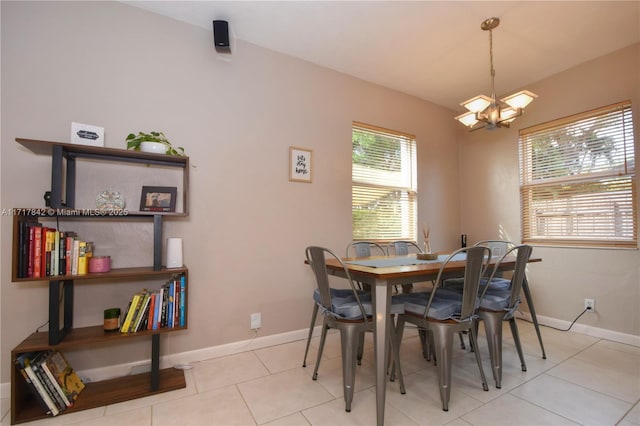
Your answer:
[474,240,515,259]
[345,241,387,258]
[306,246,368,321]
[388,240,423,256]
[425,245,491,322]
[481,244,533,311]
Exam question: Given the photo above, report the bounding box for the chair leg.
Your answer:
[303,303,319,367]
[388,321,406,394]
[389,315,405,382]
[313,323,329,380]
[479,310,503,388]
[357,332,365,365]
[468,323,489,392]
[457,331,466,350]
[429,323,455,411]
[340,326,360,412]
[509,317,527,372]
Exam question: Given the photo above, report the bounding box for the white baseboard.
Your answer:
[3,320,638,396]
[516,312,640,347]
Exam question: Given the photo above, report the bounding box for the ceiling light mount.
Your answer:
[456,17,537,131]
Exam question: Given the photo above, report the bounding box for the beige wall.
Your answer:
[459,44,640,336]
[0,1,463,382]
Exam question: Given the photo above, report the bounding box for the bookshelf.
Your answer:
[10,139,190,424]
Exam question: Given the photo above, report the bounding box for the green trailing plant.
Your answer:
[125,131,185,156]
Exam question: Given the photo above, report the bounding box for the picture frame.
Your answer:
[289,146,313,183]
[139,186,177,212]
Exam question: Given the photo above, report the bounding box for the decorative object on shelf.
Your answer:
[139,186,177,212]
[289,146,313,183]
[125,131,185,156]
[422,225,432,254]
[166,238,183,268]
[71,122,104,147]
[104,308,121,332]
[455,17,538,131]
[95,190,125,210]
[89,256,111,273]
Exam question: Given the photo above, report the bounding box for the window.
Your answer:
[352,122,417,242]
[519,101,636,247]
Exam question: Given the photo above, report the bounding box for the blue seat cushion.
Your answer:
[479,288,514,311]
[314,288,405,319]
[443,277,511,292]
[399,290,472,321]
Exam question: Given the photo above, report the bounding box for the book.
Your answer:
[152,290,162,330]
[51,231,59,276]
[147,290,156,330]
[22,354,59,415]
[44,228,54,276]
[77,241,87,275]
[65,233,76,275]
[39,351,72,408]
[42,350,85,404]
[120,293,142,333]
[179,274,186,327]
[14,352,52,415]
[58,231,66,276]
[31,352,66,412]
[71,239,80,275]
[33,226,42,278]
[18,218,38,278]
[131,292,150,333]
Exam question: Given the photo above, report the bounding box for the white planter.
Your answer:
[140,141,168,154]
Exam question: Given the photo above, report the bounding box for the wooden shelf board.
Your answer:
[11,368,186,425]
[16,138,188,166]
[13,266,188,283]
[14,325,188,353]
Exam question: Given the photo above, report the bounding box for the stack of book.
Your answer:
[120,274,186,333]
[16,218,93,278]
[14,350,85,416]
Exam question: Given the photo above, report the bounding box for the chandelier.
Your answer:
[455,17,537,130]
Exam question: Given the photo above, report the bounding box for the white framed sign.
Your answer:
[289,146,313,183]
[71,122,104,147]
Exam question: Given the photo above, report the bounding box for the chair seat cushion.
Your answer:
[398,290,472,321]
[479,288,514,311]
[443,277,511,292]
[314,288,405,319]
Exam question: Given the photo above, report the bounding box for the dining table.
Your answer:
[323,252,544,426]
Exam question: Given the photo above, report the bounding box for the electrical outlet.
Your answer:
[584,298,595,313]
[250,312,261,330]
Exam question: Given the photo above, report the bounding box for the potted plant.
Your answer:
[125,131,185,156]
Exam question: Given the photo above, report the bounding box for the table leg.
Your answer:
[373,280,390,426]
[522,275,547,359]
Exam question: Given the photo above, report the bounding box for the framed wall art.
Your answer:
[140,186,177,212]
[289,146,313,183]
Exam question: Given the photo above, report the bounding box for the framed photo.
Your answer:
[139,186,177,212]
[289,146,313,183]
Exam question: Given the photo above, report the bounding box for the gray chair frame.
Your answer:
[395,246,491,411]
[305,246,405,412]
[478,244,532,388]
[302,241,386,368]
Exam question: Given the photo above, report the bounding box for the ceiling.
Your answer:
[125,1,640,112]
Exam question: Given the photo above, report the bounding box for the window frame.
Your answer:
[518,101,637,248]
[351,121,418,243]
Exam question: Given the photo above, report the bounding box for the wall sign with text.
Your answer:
[289,146,313,183]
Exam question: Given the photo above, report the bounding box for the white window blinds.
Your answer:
[519,101,636,247]
[352,122,417,241]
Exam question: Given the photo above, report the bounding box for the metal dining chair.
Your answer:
[388,241,424,294]
[394,246,491,411]
[443,239,515,349]
[477,244,532,388]
[305,246,405,412]
[302,241,386,368]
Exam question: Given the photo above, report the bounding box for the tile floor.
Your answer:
[2,319,639,426]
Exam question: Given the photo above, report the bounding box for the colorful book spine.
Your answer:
[39,353,72,407]
[33,226,42,278]
[121,294,141,333]
[24,358,59,416]
[179,275,186,327]
[77,241,87,275]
